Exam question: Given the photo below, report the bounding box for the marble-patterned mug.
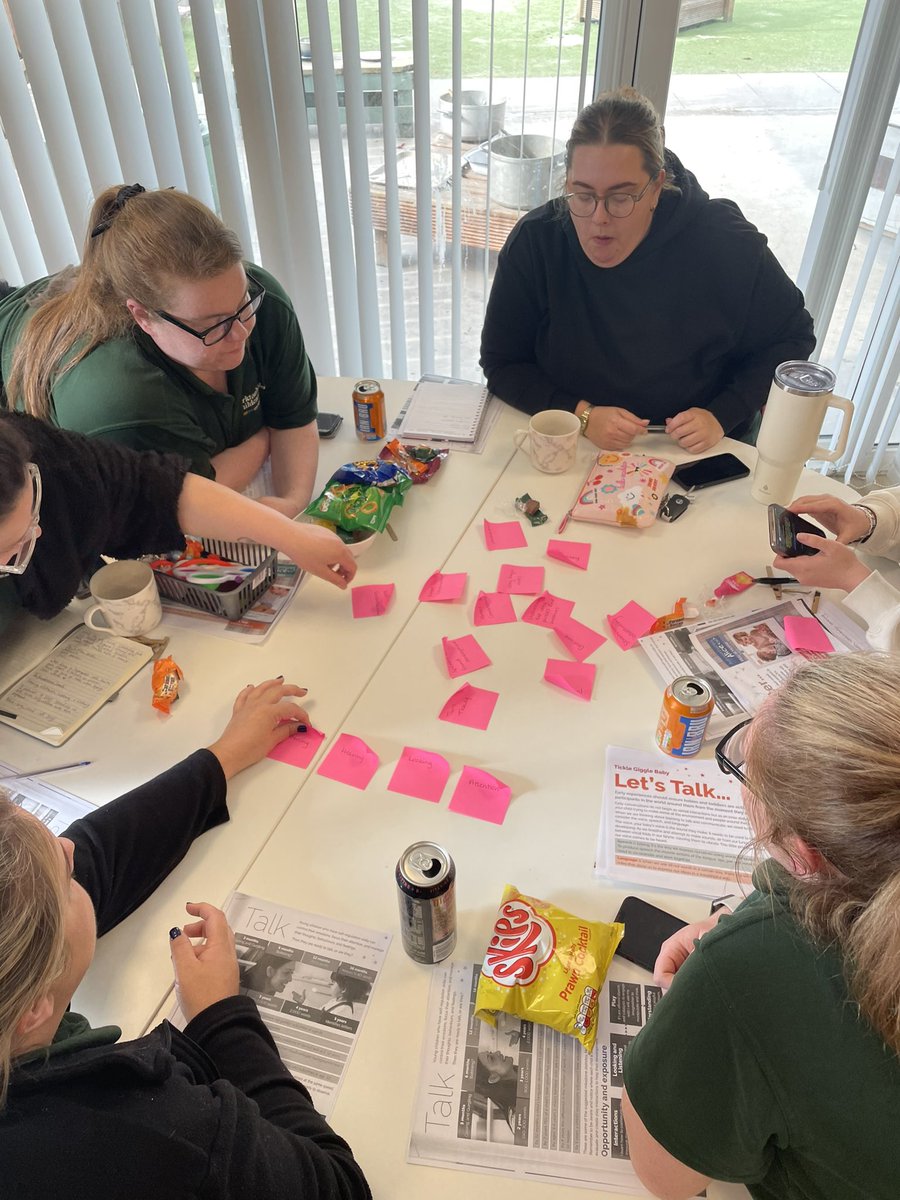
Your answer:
[84,561,162,637]
[513,409,581,473]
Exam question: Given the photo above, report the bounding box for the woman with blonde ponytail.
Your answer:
[620,651,900,1200]
[0,185,319,517]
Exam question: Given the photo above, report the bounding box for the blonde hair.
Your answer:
[746,652,900,1053]
[6,185,243,419]
[566,86,674,190]
[0,794,68,1107]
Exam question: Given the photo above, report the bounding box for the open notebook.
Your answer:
[398,376,491,443]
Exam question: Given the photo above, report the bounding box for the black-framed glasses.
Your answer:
[715,718,753,788]
[564,175,657,219]
[0,462,42,576]
[154,271,266,346]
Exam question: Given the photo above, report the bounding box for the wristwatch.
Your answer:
[578,404,593,438]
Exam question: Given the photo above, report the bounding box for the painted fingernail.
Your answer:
[276,674,284,680]
[297,723,308,733]
[169,927,181,940]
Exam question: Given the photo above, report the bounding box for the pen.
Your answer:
[751,576,797,586]
[0,759,93,782]
[0,708,16,719]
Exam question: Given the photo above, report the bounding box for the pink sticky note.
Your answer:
[544,658,596,701]
[783,615,834,653]
[521,591,576,629]
[497,564,545,595]
[483,519,528,551]
[448,765,512,825]
[553,614,607,661]
[606,601,657,650]
[442,634,492,678]
[387,747,450,804]
[473,590,518,626]
[267,725,326,769]
[439,682,499,730]
[547,539,592,570]
[351,583,395,619]
[316,733,380,790]
[419,571,468,602]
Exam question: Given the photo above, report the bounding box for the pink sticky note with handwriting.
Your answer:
[473,590,518,626]
[606,601,657,650]
[547,539,592,570]
[783,615,834,653]
[442,634,492,678]
[439,682,499,730]
[448,765,512,825]
[497,564,545,595]
[387,747,450,804]
[553,614,607,661]
[267,725,326,769]
[483,519,528,551]
[316,733,380,790]
[351,583,395,618]
[544,658,596,701]
[521,591,576,629]
[419,571,468,602]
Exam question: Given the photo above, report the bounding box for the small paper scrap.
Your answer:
[497,564,545,595]
[606,601,657,650]
[783,615,834,654]
[547,539,592,570]
[316,733,380,790]
[439,682,499,730]
[543,658,596,701]
[521,591,575,629]
[483,519,527,551]
[553,614,607,662]
[267,725,326,769]
[473,590,517,626]
[387,747,450,804]
[351,583,395,619]
[442,634,492,678]
[419,571,468,602]
[448,765,512,825]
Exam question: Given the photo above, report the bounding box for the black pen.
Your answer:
[751,577,798,586]
[0,708,16,719]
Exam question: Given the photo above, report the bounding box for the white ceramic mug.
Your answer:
[513,410,581,473]
[84,561,162,637]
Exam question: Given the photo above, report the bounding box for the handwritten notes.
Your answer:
[387,747,450,804]
[553,614,607,661]
[783,615,834,653]
[420,571,468,602]
[606,601,656,650]
[497,564,545,595]
[439,682,499,730]
[442,634,492,678]
[351,583,395,619]
[316,733,380,790]
[448,765,512,825]
[473,590,518,626]
[544,658,596,701]
[521,591,575,629]
[483,519,528,551]
[547,539,592,570]
[267,725,326,769]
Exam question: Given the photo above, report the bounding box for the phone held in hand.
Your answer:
[613,896,687,974]
[768,504,824,557]
[670,452,750,491]
[316,412,343,438]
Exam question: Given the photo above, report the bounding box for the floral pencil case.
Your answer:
[568,452,674,529]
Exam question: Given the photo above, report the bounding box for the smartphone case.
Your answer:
[571,452,674,529]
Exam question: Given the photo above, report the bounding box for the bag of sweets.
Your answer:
[474,885,623,1052]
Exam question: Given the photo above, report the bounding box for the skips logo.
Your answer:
[482,899,556,987]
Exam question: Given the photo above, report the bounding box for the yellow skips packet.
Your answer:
[474,885,624,1052]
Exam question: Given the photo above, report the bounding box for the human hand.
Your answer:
[654,912,723,991]
[207,678,310,779]
[773,536,872,593]
[585,406,649,451]
[787,495,869,543]
[285,521,357,589]
[257,495,303,519]
[665,408,724,454]
[170,902,240,1022]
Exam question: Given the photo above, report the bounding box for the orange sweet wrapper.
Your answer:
[152,655,183,714]
[474,885,623,1052]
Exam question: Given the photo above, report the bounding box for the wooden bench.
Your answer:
[579,0,735,29]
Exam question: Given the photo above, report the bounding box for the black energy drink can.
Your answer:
[396,842,457,964]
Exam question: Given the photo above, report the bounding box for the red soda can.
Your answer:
[655,676,713,758]
[352,379,386,441]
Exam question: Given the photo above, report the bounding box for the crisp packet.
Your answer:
[152,655,183,715]
[379,439,448,483]
[474,885,623,1052]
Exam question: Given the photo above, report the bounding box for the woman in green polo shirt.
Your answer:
[0,185,318,518]
[622,652,900,1200]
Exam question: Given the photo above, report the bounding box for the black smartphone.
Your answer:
[316,412,343,438]
[671,452,750,491]
[767,504,824,557]
[613,896,687,974]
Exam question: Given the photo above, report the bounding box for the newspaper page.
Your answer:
[595,746,753,897]
[170,891,390,1117]
[409,960,655,1194]
[0,763,95,833]
[639,596,868,739]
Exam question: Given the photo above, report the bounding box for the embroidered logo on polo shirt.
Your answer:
[241,385,262,414]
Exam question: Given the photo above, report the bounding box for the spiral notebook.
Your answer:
[398,376,490,443]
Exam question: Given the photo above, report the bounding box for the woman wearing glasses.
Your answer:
[480,87,815,454]
[0,185,317,517]
[621,652,900,1200]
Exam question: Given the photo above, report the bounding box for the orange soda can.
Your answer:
[352,379,386,441]
[655,676,713,758]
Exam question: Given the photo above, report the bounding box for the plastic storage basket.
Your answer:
[151,537,278,621]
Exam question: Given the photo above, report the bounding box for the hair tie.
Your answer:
[90,183,147,238]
